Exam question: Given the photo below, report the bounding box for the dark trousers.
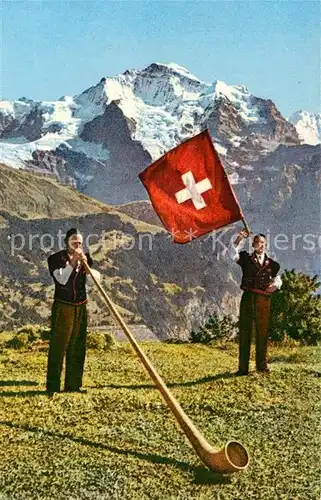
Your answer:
[46,301,87,392]
[238,291,271,373]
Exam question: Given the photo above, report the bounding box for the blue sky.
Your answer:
[2,0,320,117]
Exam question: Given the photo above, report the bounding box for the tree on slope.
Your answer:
[270,269,321,345]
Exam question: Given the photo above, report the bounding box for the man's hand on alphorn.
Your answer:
[72,248,88,266]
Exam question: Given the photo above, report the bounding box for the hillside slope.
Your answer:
[0,163,113,220]
[0,343,319,499]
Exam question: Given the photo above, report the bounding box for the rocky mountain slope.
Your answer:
[0,165,241,337]
[0,63,320,334]
[1,156,319,337]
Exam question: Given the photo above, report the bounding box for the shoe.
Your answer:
[46,390,60,398]
[235,370,249,377]
[64,388,87,393]
[257,368,270,375]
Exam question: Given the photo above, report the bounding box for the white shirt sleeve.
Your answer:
[86,268,101,286]
[228,238,246,262]
[53,261,73,285]
[272,275,282,289]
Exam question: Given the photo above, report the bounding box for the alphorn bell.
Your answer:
[84,261,250,473]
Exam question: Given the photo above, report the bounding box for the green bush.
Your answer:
[6,333,30,350]
[104,332,117,350]
[190,313,237,344]
[270,269,321,345]
[16,325,40,342]
[39,328,51,341]
[164,338,189,344]
[5,325,45,350]
[87,331,117,350]
[87,332,107,350]
[4,326,118,351]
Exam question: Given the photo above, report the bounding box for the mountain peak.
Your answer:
[162,62,202,82]
[213,79,249,98]
[141,62,203,83]
[18,96,33,103]
[73,78,109,120]
[289,110,321,145]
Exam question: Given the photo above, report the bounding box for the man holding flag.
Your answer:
[139,129,281,374]
[229,230,282,375]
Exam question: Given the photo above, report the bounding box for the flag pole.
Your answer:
[241,217,251,236]
[83,260,249,473]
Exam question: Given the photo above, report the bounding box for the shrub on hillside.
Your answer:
[4,325,51,350]
[270,269,321,345]
[87,332,106,350]
[190,313,237,344]
[87,331,117,350]
[6,333,29,350]
[104,332,117,350]
[164,338,189,344]
[39,328,51,341]
[16,325,40,342]
[5,325,44,350]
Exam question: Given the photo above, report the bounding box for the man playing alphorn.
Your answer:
[46,228,100,394]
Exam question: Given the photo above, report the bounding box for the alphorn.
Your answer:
[84,261,250,473]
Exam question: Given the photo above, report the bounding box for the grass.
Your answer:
[163,283,183,296]
[0,342,319,500]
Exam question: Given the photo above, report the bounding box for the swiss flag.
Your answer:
[138,129,243,243]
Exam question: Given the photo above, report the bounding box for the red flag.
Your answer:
[138,129,243,243]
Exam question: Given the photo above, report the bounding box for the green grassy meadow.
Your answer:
[0,341,319,500]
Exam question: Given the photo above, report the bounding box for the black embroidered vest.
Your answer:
[48,250,93,305]
[237,251,280,295]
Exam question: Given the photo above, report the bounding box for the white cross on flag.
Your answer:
[139,129,243,243]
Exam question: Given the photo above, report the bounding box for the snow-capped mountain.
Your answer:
[0,62,302,202]
[0,63,320,330]
[288,110,321,146]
